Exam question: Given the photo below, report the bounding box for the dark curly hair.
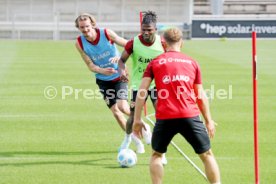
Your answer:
[141,10,157,25]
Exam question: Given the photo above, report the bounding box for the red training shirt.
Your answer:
[143,51,202,119]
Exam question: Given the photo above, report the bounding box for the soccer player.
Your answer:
[133,27,221,184]
[118,11,166,157]
[75,13,131,150]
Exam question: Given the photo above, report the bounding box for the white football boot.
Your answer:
[162,153,168,165]
[131,133,145,154]
[118,134,131,152]
[142,122,152,145]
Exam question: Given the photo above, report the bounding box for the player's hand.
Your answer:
[109,56,120,63]
[101,67,117,75]
[205,119,216,139]
[133,119,146,139]
[120,69,129,82]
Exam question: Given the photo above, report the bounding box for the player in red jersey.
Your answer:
[133,27,221,184]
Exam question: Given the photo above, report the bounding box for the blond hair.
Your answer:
[75,13,96,28]
[163,27,183,45]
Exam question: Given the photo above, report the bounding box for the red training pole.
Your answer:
[139,11,143,33]
[252,31,259,184]
[139,11,147,116]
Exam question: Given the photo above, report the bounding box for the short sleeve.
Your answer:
[143,61,154,79]
[124,39,134,55]
[194,62,202,84]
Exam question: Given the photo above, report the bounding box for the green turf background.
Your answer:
[0,39,275,184]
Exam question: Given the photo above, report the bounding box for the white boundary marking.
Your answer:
[145,113,208,181]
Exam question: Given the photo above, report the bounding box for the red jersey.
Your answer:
[143,51,202,119]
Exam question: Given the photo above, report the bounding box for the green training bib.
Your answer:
[131,35,164,90]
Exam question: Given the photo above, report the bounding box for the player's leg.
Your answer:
[109,80,132,151]
[115,80,130,116]
[110,101,133,152]
[179,116,221,184]
[96,79,126,130]
[96,79,132,152]
[150,151,163,184]
[109,103,127,131]
[144,88,158,145]
[117,89,143,153]
[117,101,132,151]
[120,113,144,153]
[149,88,167,164]
[150,119,176,183]
[118,100,141,152]
[126,92,135,135]
[126,90,144,153]
[117,99,130,116]
[199,149,221,184]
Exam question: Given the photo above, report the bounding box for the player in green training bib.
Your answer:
[118,11,167,164]
[130,34,164,90]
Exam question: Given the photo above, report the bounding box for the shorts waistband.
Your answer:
[111,77,120,82]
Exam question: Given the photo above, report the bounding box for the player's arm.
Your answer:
[194,84,216,138]
[118,50,130,81]
[75,41,116,75]
[106,29,128,64]
[106,29,127,47]
[133,77,153,138]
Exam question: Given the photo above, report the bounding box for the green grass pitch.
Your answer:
[0,39,275,184]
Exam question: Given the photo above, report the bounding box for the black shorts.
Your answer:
[130,88,157,111]
[151,116,211,154]
[96,78,128,108]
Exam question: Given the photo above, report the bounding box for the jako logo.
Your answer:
[172,75,190,82]
[162,75,171,84]
[162,75,190,84]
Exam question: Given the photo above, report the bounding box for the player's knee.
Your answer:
[152,151,163,159]
[117,100,130,115]
[119,106,129,115]
[150,151,163,167]
[199,149,214,161]
[111,106,123,119]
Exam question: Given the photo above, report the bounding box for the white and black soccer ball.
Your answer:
[117,149,137,168]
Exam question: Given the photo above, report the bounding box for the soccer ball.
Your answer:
[117,149,137,168]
